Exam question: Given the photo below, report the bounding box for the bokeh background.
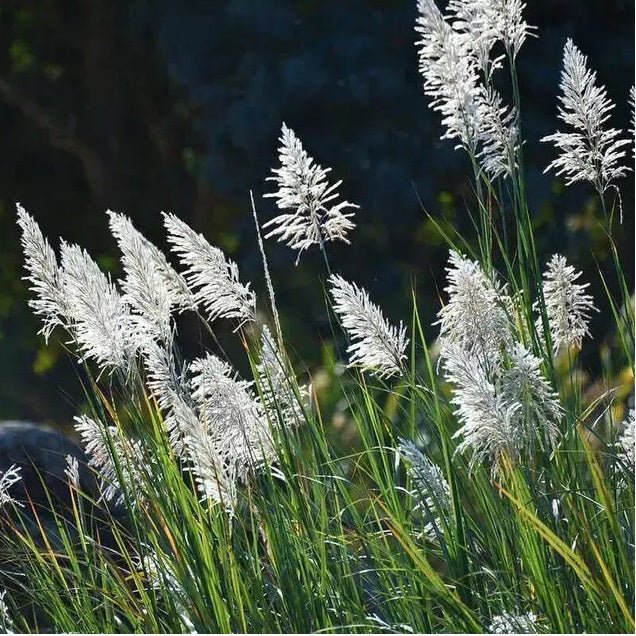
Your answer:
[0,0,633,427]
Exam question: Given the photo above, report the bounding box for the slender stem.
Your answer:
[317,233,332,277]
[250,190,283,346]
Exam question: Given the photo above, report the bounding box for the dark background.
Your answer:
[0,0,633,426]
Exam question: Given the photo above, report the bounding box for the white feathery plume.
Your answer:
[444,343,561,474]
[616,409,635,471]
[74,414,144,505]
[257,325,307,428]
[109,214,172,345]
[108,211,194,310]
[501,344,562,447]
[163,212,256,325]
[629,86,635,159]
[16,204,68,341]
[447,0,504,76]
[444,343,521,473]
[0,465,22,509]
[542,39,630,192]
[449,1,532,68]
[477,87,519,178]
[169,391,205,460]
[263,123,357,260]
[488,611,539,634]
[0,590,14,633]
[59,241,137,373]
[189,353,271,476]
[438,251,561,472]
[64,455,80,489]
[143,340,196,455]
[416,0,484,152]
[18,207,137,373]
[329,274,409,378]
[184,423,238,509]
[539,254,597,353]
[490,0,533,59]
[437,250,512,366]
[398,439,450,539]
[108,211,194,343]
[417,2,521,177]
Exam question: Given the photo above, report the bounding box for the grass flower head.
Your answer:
[264,123,357,261]
[542,39,630,192]
[329,274,409,378]
[540,254,597,353]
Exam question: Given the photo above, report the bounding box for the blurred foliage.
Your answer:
[0,0,633,427]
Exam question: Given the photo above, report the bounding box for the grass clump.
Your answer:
[1,1,633,633]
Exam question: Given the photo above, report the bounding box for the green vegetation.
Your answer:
[0,2,633,633]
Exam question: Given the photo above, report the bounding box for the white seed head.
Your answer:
[437,250,512,366]
[189,353,272,478]
[329,274,409,378]
[445,341,561,475]
[416,0,484,152]
[617,409,635,471]
[477,87,519,179]
[264,123,357,260]
[108,211,194,344]
[444,343,520,473]
[398,439,450,539]
[447,0,504,75]
[184,423,238,509]
[488,611,539,633]
[489,0,533,59]
[539,254,597,353]
[0,589,14,632]
[59,241,137,373]
[438,252,562,475]
[64,454,80,489]
[542,39,630,192]
[416,2,523,176]
[163,212,256,325]
[74,414,144,505]
[0,465,22,509]
[501,344,562,448]
[16,204,68,341]
[142,340,195,455]
[448,0,533,72]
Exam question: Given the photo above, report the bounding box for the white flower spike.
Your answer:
[108,211,194,344]
[540,254,597,353]
[448,0,533,73]
[0,465,22,509]
[416,0,484,152]
[329,274,409,378]
[616,409,635,472]
[488,610,539,634]
[264,124,357,261]
[16,204,68,341]
[542,39,630,192]
[163,212,256,326]
[74,415,144,505]
[437,250,512,365]
[189,353,272,477]
[398,439,450,539]
[59,241,137,373]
